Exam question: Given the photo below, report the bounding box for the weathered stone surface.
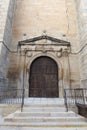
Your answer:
[75,0,87,87]
[0,0,16,87]
[0,0,84,96]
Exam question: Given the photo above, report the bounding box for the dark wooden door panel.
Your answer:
[29,56,58,97]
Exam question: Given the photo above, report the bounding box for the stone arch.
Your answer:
[27,53,62,75]
[26,53,64,97]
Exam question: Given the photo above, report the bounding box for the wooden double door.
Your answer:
[29,56,59,97]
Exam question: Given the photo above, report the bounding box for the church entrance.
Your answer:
[29,56,59,97]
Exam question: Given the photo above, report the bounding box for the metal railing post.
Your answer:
[21,89,25,112]
[21,51,26,112]
[64,89,68,112]
[82,89,85,105]
[74,89,77,105]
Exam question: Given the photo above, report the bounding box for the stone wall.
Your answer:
[0,0,81,97]
[0,0,16,88]
[75,0,87,87]
[0,0,10,78]
[7,0,81,96]
[0,0,86,97]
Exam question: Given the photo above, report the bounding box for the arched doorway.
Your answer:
[29,56,59,97]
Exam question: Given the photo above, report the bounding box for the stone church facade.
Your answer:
[0,0,86,98]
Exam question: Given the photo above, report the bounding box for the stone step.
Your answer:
[24,98,65,106]
[24,104,65,107]
[0,127,87,130]
[4,116,85,123]
[3,98,87,129]
[13,111,77,117]
[22,107,66,112]
[2,121,87,127]
[24,98,64,103]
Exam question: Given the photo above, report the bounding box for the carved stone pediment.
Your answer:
[18,34,70,57]
[18,34,70,47]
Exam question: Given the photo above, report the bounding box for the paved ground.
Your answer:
[0,127,87,130]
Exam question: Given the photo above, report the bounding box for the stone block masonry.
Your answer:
[0,0,16,87]
[0,0,82,95]
[10,0,80,92]
[75,0,87,87]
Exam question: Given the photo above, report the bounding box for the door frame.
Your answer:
[27,53,63,98]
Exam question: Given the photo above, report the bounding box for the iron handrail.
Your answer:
[64,88,87,111]
[0,88,25,111]
[21,88,25,112]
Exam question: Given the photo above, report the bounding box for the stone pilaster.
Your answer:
[62,51,70,89]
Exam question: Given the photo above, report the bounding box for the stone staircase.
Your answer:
[1,98,87,130]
